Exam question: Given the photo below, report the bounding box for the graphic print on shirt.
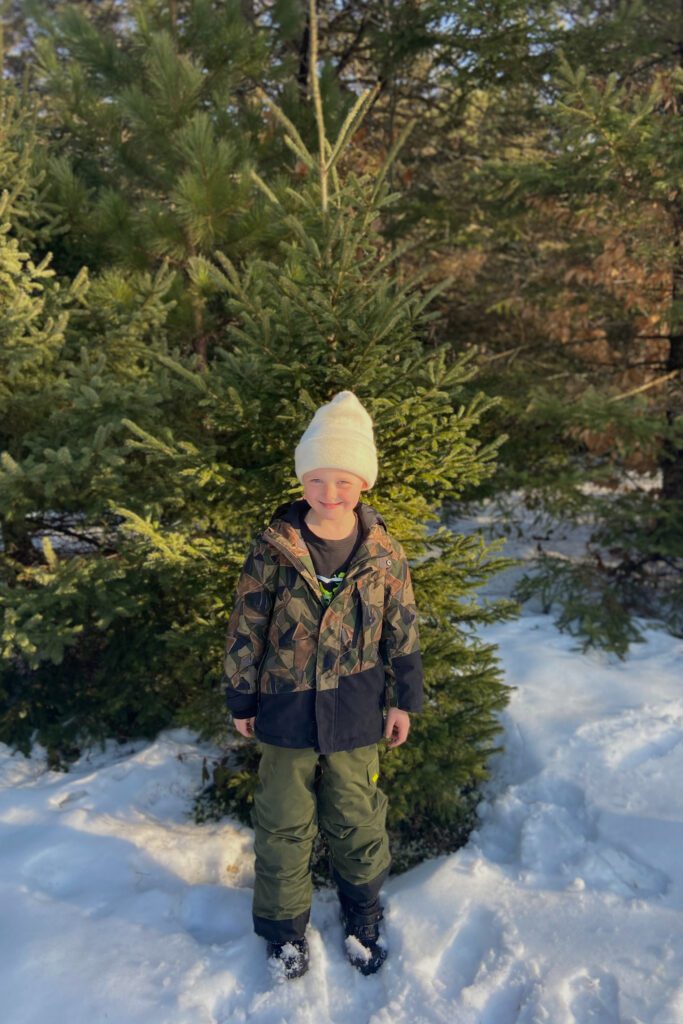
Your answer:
[317,569,347,606]
[298,504,363,608]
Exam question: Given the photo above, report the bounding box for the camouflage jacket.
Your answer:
[222,499,423,754]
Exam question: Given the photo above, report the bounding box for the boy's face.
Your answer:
[302,467,368,520]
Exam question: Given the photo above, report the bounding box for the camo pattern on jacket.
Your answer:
[222,499,423,754]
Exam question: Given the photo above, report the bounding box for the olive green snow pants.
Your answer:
[251,742,391,943]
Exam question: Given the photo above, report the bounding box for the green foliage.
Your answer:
[514,555,647,659]
[0,78,223,764]
[180,74,516,864]
[1,36,515,867]
[520,484,683,656]
[455,10,683,654]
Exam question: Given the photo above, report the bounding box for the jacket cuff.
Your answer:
[226,691,258,719]
[392,651,424,712]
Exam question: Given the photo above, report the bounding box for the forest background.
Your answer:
[1,0,681,871]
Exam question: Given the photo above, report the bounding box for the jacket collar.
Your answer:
[260,499,393,598]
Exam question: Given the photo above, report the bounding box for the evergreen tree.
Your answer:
[182,4,518,866]
[13,0,292,366]
[431,5,683,655]
[0,75,199,763]
[1,3,516,868]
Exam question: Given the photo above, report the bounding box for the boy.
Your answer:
[222,391,423,979]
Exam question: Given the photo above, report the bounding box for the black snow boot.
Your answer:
[266,936,309,980]
[339,895,387,976]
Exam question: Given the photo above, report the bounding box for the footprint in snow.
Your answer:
[577,844,669,899]
[567,968,621,1023]
[432,907,504,997]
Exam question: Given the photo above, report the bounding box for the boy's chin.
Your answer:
[316,505,355,520]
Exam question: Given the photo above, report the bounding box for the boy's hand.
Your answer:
[233,716,256,739]
[384,708,410,748]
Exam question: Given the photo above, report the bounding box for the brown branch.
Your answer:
[479,343,535,363]
[608,370,680,402]
[334,16,370,77]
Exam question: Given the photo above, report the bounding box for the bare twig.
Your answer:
[608,369,679,402]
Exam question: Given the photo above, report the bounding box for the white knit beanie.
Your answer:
[294,391,378,489]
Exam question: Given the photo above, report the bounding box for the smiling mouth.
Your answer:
[321,502,341,508]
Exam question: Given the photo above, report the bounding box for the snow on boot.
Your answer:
[339,896,387,976]
[266,936,309,980]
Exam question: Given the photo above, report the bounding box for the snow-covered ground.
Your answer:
[2,610,682,1024]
